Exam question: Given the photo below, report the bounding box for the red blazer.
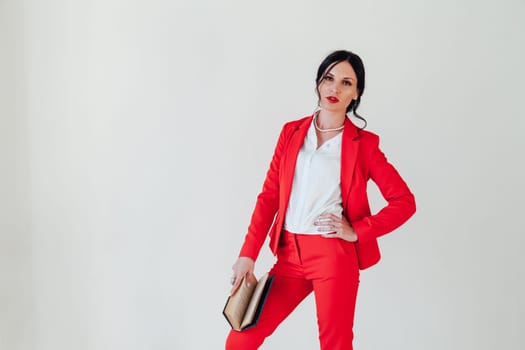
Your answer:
[239,115,416,269]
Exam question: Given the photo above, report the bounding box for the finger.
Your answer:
[316,226,335,232]
[322,232,339,238]
[314,219,330,227]
[332,214,347,224]
[230,276,242,295]
[329,214,344,223]
[317,214,341,224]
[314,218,331,226]
[245,273,254,288]
[327,220,341,227]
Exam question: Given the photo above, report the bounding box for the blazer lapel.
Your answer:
[280,117,312,209]
[341,117,360,209]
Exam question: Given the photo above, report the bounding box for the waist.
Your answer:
[284,208,343,235]
[279,229,358,258]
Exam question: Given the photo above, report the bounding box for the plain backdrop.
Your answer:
[1,0,524,349]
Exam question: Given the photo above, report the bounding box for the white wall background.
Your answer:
[1,0,524,349]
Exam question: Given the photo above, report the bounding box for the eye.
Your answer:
[324,75,334,81]
[343,80,352,86]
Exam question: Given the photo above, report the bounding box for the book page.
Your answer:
[223,274,258,330]
[241,273,270,329]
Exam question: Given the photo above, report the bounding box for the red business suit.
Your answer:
[226,115,416,350]
[238,115,416,268]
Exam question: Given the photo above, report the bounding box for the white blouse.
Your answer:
[284,119,344,234]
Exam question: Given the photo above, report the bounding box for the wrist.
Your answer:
[238,256,254,263]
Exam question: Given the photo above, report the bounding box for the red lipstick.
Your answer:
[326,96,339,103]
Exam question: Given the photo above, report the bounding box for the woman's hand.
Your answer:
[230,256,255,295]
[314,213,358,242]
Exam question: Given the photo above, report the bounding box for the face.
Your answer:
[317,61,359,112]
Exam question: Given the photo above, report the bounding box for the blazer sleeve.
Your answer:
[237,123,289,261]
[352,135,416,243]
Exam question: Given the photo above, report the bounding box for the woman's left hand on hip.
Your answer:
[315,213,358,242]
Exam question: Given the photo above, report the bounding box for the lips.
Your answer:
[326,96,339,103]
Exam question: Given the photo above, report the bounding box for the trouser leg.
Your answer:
[297,235,360,350]
[313,271,359,350]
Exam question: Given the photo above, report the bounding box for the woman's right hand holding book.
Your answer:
[230,257,255,295]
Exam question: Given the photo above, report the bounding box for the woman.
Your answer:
[225,50,416,349]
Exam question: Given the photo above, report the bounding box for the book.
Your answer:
[223,273,274,331]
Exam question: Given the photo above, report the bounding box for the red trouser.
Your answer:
[226,231,360,349]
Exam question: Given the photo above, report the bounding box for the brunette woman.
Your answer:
[226,50,416,350]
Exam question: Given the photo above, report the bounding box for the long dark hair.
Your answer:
[315,50,367,132]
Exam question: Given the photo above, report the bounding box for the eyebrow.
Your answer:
[325,72,356,81]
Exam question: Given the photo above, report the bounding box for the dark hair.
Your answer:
[316,50,367,131]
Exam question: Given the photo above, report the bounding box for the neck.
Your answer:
[316,110,346,129]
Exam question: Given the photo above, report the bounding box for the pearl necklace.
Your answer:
[313,112,345,133]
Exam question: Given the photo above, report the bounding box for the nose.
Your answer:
[327,82,339,94]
